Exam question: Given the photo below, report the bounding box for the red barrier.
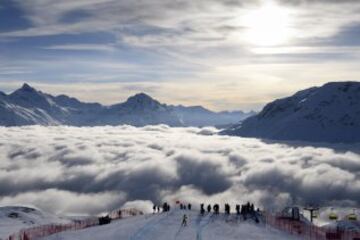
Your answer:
[5,208,143,240]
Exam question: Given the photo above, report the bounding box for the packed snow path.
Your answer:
[44,210,300,240]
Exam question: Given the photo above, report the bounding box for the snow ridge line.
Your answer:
[129,210,177,240]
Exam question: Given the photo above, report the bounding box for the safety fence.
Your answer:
[6,208,144,240]
[265,213,360,240]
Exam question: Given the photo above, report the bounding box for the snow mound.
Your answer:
[0,206,70,239]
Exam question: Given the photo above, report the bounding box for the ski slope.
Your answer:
[44,210,300,240]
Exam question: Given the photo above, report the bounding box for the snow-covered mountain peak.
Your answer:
[10,83,46,99]
[20,83,36,92]
[9,83,43,99]
[126,92,159,104]
[0,84,252,127]
[8,83,56,110]
[223,81,360,143]
[120,92,163,111]
[259,81,360,120]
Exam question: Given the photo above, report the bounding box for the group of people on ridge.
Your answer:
[199,202,258,215]
[200,203,220,214]
[152,202,171,213]
[180,203,192,210]
[154,201,260,227]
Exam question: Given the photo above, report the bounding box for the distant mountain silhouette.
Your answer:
[0,84,253,127]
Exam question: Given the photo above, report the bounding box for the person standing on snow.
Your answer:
[236,204,240,215]
[200,204,205,214]
[182,214,188,226]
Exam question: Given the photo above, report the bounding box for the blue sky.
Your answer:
[1,0,360,111]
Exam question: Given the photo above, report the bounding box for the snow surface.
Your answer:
[223,81,360,143]
[44,210,300,240]
[0,206,70,239]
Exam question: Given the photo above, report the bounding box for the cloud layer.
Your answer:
[0,125,359,216]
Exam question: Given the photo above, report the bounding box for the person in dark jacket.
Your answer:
[163,202,170,212]
[236,204,240,215]
[214,204,219,214]
[182,214,188,226]
[224,203,230,215]
[200,203,205,214]
[200,203,205,215]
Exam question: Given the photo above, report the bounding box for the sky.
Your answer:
[1,0,360,111]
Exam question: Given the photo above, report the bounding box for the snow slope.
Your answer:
[0,84,251,127]
[0,206,70,239]
[44,210,299,240]
[222,81,360,143]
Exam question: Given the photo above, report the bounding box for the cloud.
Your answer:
[4,0,359,49]
[0,125,359,216]
[121,200,154,214]
[43,44,116,52]
[2,1,360,112]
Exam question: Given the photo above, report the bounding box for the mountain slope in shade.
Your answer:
[169,105,255,127]
[101,93,181,126]
[222,81,360,143]
[0,84,251,127]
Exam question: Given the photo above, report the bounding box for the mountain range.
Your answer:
[222,81,360,143]
[0,83,254,127]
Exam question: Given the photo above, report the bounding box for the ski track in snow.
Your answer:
[195,213,213,240]
[130,210,177,240]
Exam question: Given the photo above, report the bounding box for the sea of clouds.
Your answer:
[0,125,359,217]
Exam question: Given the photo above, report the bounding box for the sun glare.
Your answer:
[242,2,293,46]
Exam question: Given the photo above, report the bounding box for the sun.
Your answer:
[242,2,293,46]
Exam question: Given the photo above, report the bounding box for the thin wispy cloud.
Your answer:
[43,44,116,52]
